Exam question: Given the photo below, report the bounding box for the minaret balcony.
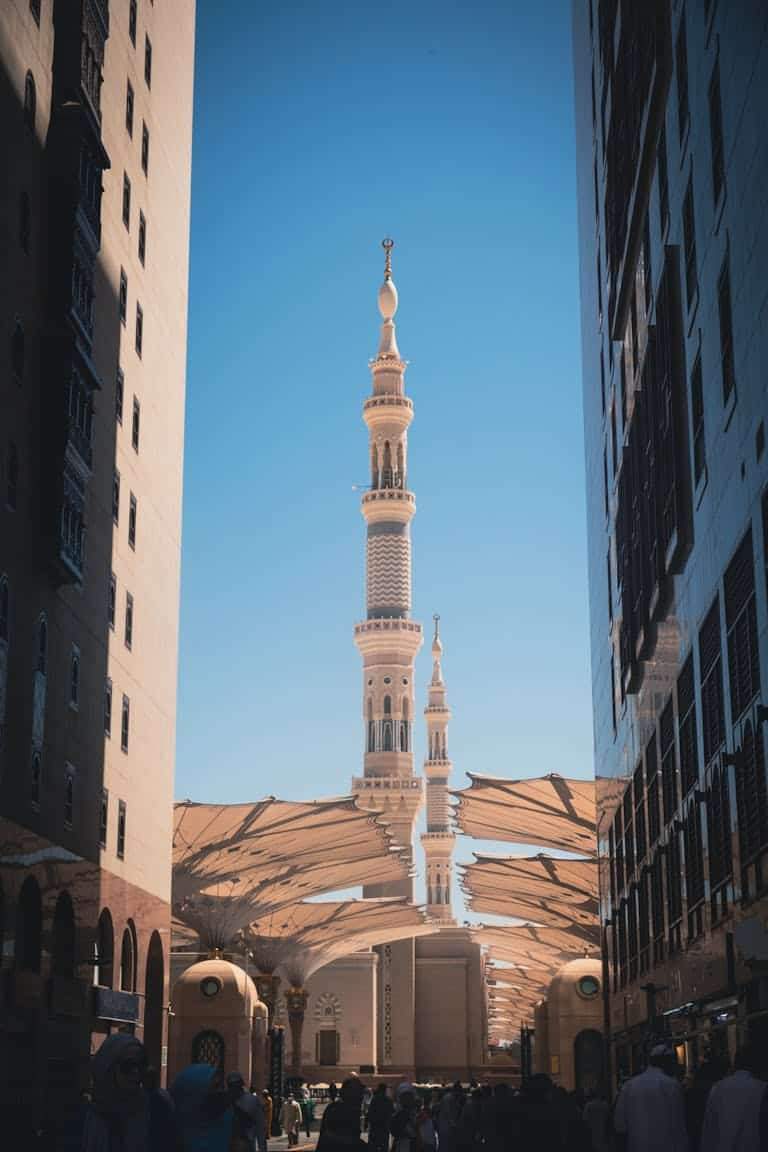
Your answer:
[354,618,423,658]
[361,488,415,525]
[363,394,413,430]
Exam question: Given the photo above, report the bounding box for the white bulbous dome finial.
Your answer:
[378,238,398,321]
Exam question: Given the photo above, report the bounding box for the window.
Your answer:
[646,732,660,847]
[122,172,131,229]
[708,762,732,914]
[12,321,25,385]
[7,442,19,510]
[676,14,689,144]
[69,645,80,710]
[121,696,130,753]
[117,800,126,857]
[735,720,768,883]
[658,126,669,234]
[125,592,134,649]
[138,211,146,265]
[132,397,140,451]
[684,798,705,937]
[129,0,137,45]
[104,678,112,736]
[677,654,698,797]
[37,616,47,675]
[31,751,41,808]
[634,762,647,865]
[682,174,697,309]
[30,0,41,25]
[112,470,120,523]
[24,71,36,132]
[64,768,74,829]
[660,697,678,825]
[135,302,143,357]
[99,789,109,847]
[108,572,116,629]
[116,366,124,423]
[129,493,137,549]
[126,79,134,136]
[141,122,149,175]
[724,529,760,724]
[699,596,725,767]
[718,255,735,404]
[119,268,127,324]
[709,61,725,206]
[144,35,152,87]
[0,576,8,641]
[691,353,705,485]
[19,190,31,253]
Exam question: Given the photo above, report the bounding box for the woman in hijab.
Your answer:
[170,1063,234,1152]
[61,1033,154,1152]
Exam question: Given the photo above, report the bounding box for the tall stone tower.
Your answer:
[421,616,456,922]
[352,241,423,1072]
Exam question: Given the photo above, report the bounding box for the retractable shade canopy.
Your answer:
[173,798,410,948]
[244,897,434,985]
[460,853,599,938]
[473,924,596,969]
[452,773,596,854]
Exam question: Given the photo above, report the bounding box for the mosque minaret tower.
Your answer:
[352,239,424,902]
[421,615,456,922]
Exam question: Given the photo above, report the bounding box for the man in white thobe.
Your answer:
[614,1044,688,1152]
[700,1044,767,1152]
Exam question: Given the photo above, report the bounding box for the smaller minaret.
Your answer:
[421,615,456,922]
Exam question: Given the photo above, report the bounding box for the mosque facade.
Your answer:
[302,243,486,1081]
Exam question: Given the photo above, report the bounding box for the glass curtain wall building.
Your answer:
[573,0,768,1079]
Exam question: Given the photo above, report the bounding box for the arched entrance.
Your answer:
[96,908,114,988]
[574,1028,605,1096]
[51,892,76,977]
[15,875,42,971]
[144,931,164,1070]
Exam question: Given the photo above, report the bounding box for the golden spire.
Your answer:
[382,237,394,281]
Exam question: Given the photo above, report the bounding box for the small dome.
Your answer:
[378,278,398,321]
[173,957,262,1014]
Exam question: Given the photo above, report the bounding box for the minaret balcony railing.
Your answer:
[355,618,421,638]
[425,758,451,768]
[424,705,450,715]
[352,777,423,791]
[364,395,413,413]
[362,489,415,508]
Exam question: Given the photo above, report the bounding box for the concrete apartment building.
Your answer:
[0,0,194,1130]
[573,0,768,1080]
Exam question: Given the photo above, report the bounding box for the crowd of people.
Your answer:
[52,1033,768,1152]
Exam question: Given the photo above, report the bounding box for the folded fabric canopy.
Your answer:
[452,773,596,854]
[172,797,411,949]
[460,853,599,938]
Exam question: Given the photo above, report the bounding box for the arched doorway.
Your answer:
[15,876,42,971]
[51,892,76,978]
[144,931,164,1070]
[95,909,114,988]
[574,1028,605,1096]
[120,922,137,992]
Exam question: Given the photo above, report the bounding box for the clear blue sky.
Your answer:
[177,0,592,906]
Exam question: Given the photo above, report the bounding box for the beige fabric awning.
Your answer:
[473,924,595,969]
[172,797,410,947]
[245,898,434,985]
[452,773,596,854]
[460,854,599,939]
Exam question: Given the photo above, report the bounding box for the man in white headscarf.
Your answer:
[614,1043,687,1152]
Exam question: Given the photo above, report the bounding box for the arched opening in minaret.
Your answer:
[382,695,393,751]
[396,442,404,489]
[382,441,393,488]
[367,697,375,752]
[400,697,409,752]
[371,444,379,490]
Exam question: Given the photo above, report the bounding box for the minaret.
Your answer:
[352,239,424,901]
[421,615,456,922]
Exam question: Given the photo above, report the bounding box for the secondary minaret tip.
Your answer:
[377,239,400,356]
